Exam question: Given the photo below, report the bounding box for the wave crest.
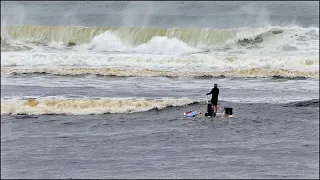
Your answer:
[2,25,318,50]
[1,97,198,115]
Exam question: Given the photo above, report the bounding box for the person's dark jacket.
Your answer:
[206,87,219,100]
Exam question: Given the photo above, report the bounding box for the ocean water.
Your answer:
[1,1,319,179]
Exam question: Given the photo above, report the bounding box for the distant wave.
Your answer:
[1,96,199,115]
[2,67,319,79]
[1,25,319,53]
[1,25,318,79]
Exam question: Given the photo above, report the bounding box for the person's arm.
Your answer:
[206,89,213,95]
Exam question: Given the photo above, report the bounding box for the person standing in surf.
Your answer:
[206,83,219,115]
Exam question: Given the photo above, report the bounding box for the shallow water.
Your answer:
[1,101,319,178]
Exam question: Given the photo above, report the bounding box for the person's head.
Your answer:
[214,83,218,88]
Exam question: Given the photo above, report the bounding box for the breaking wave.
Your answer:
[1,25,318,78]
[1,25,319,53]
[1,96,199,115]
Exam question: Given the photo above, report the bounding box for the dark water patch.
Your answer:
[60,121,85,126]
[9,71,93,77]
[61,122,73,125]
[54,136,69,139]
[168,118,179,122]
[13,115,38,119]
[192,75,227,79]
[237,29,283,47]
[67,42,76,47]
[271,75,307,80]
[10,71,48,76]
[7,71,132,80]
[281,45,298,51]
[43,119,58,123]
[237,36,263,46]
[222,75,310,80]
[147,101,202,113]
[271,29,284,34]
[283,99,319,107]
[302,144,311,147]
[252,119,262,123]
[95,74,130,80]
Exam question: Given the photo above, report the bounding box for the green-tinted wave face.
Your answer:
[2,25,318,54]
[1,25,240,47]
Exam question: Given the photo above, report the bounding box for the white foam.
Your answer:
[76,31,200,55]
[225,26,319,55]
[134,36,199,54]
[47,41,65,50]
[78,31,129,52]
[1,51,318,73]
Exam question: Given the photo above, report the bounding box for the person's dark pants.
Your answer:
[211,99,218,112]
[211,99,218,105]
